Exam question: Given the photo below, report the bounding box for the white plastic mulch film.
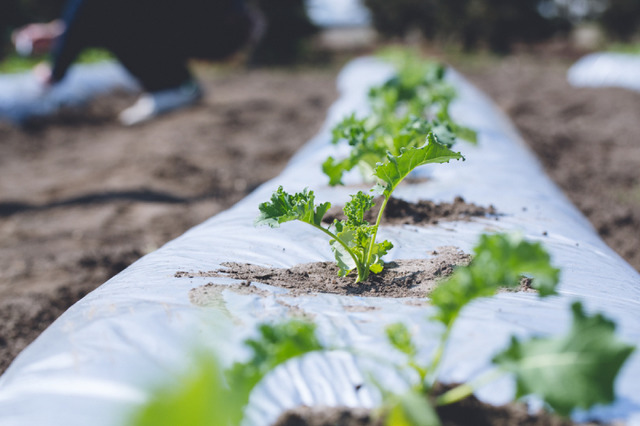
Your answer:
[568,52,640,93]
[305,0,371,27]
[0,62,139,123]
[1,57,639,426]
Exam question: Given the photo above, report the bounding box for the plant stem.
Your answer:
[364,194,390,280]
[436,368,506,406]
[312,223,364,282]
[426,325,452,386]
[356,267,367,283]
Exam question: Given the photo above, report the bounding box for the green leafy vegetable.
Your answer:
[368,49,453,120]
[377,233,633,425]
[331,113,373,146]
[431,233,560,329]
[255,186,330,228]
[386,322,428,385]
[130,320,323,426]
[326,114,471,186]
[386,323,417,358]
[493,302,635,416]
[130,352,230,426]
[324,50,477,186]
[373,133,464,199]
[386,390,441,426]
[259,131,462,282]
[331,192,394,278]
[257,187,393,282]
[133,233,634,426]
[451,122,478,145]
[227,321,323,393]
[225,321,323,423]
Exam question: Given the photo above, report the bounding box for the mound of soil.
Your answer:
[274,383,594,426]
[274,401,582,426]
[324,196,497,226]
[182,246,471,299]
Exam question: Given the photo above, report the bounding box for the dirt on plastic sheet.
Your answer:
[324,196,498,226]
[183,246,471,298]
[185,250,534,304]
[274,383,603,426]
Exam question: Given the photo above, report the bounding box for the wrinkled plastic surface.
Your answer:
[0,61,139,123]
[1,57,639,426]
[568,52,640,92]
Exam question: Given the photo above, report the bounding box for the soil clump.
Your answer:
[275,397,590,426]
[324,196,497,226]
[183,247,471,298]
[274,383,599,426]
[184,249,534,303]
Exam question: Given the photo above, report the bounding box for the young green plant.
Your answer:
[324,115,467,186]
[130,320,323,426]
[257,133,464,283]
[323,49,476,186]
[381,233,635,425]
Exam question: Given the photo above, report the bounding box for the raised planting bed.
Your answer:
[0,56,639,426]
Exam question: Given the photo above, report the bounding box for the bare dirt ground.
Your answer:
[0,64,339,374]
[1,48,639,376]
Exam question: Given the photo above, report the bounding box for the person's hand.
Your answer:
[33,62,54,88]
[12,20,65,56]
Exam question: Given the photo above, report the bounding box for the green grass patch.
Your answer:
[0,48,114,74]
[607,42,640,54]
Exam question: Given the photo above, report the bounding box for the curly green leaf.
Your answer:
[493,302,635,416]
[255,186,330,228]
[374,133,464,198]
[431,233,560,328]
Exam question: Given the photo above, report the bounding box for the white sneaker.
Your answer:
[119,80,203,126]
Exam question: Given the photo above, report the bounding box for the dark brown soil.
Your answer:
[0,64,339,374]
[182,246,471,299]
[454,52,640,272]
[274,384,595,426]
[324,196,498,226]
[275,406,377,426]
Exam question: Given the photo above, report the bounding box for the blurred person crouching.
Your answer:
[13,0,261,125]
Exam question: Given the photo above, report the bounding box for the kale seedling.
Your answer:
[370,47,455,120]
[131,236,633,426]
[324,50,476,186]
[380,233,635,425]
[324,115,464,186]
[256,187,391,283]
[130,320,323,426]
[257,133,464,283]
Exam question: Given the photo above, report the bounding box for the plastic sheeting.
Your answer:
[568,52,640,93]
[0,61,139,123]
[0,57,639,426]
[305,0,371,27]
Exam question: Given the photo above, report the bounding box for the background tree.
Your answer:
[364,0,561,52]
[599,0,640,40]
